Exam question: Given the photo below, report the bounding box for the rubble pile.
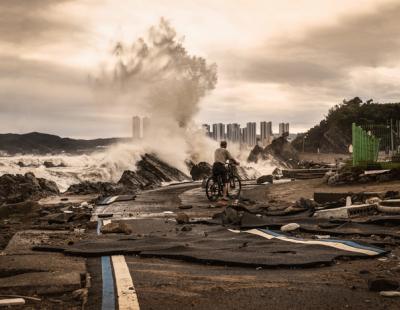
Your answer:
[0,172,59,205]
[0,199,93,249]
[325,167,400,185]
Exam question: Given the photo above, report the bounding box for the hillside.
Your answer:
[0,132,131,155]
[292,97,400,153]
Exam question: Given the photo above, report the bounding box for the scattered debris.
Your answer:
[280,223,300,232]
[176,212,190,224]
[0,298,25,306]
[326,167,400,185]
[379,291,400,297]
[314,204,378,219]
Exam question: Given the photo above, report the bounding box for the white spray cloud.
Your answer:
[91,17,219,170]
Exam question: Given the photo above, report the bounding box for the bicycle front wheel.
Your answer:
[227,175,241,199]
[205,177,220,201]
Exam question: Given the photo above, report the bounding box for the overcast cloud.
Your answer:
[0,0,399,137]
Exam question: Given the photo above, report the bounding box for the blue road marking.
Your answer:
[97,220,116,310]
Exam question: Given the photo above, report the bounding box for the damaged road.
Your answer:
[2,178,400,309]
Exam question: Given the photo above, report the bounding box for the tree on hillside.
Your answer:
[292,97,400,153]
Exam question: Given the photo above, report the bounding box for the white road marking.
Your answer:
[230,229,380,256]
[111,255,140,310]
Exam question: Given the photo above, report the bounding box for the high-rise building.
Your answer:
[227,123,241,143]
[132,116,141,139]
[142,117,151,139]
[246,122,257,146]
[285,123,289,134]
[212,123,225,141]
[260,121,273,146]
[241,127,248,145]
[279,122,290,136]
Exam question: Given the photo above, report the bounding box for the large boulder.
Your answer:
[0,172,59,204]
[247,135,299,168]
[118,153,189,190]
[66,181,124,196]
[247,145,267,163]
[264,135,299,168]
[190,162,212,180]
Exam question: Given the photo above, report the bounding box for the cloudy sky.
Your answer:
[1,0,400,138]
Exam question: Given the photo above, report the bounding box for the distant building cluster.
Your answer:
[202,121,290,146]
[132,116,151,139]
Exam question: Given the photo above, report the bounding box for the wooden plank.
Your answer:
[111,255,140,310]
[0,298,25,306]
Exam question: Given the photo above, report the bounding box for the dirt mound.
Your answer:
[0,172,59,204]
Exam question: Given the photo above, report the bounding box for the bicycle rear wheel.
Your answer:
[205,177,220,201]
[227,175,241,199]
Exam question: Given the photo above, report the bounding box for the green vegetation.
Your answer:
[292,97,400,153]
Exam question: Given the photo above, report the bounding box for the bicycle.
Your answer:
[205,163,241,201]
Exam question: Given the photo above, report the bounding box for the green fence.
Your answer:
[352,123,380,166]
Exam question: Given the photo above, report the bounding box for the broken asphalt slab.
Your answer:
[0,271,83,295]
[33,227,386,268]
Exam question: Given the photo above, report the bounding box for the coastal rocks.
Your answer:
[118,153,189,190]
[247,145,267,163]
[189,162,212,180]
[43,161,66,168]
[67,153,190,196]
[66,181,123,196]
[265,135,299,168]
[0,173,59,204]
[247,135,299,168]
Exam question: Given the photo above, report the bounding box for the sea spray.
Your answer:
[0,19,278,191]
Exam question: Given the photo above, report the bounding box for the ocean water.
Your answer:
[0,143,278,193]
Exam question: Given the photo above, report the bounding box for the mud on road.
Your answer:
[1,179,400,309]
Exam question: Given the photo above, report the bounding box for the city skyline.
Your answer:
[202,120,291,146]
